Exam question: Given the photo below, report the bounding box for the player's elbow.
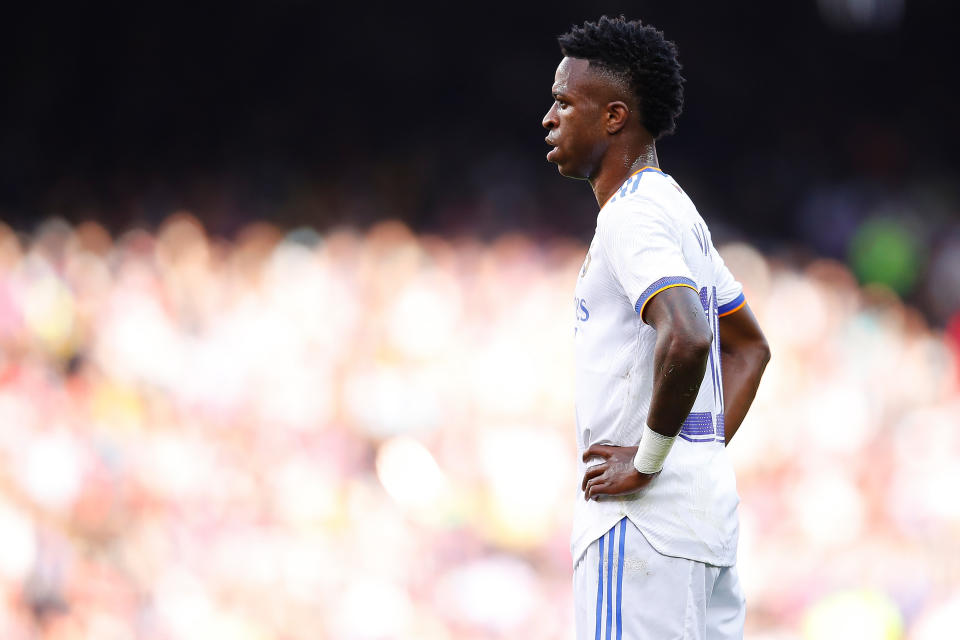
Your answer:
[748,332,771,370]
[687,329,713,364]
[757,336,771,367]
[666,324,712,367]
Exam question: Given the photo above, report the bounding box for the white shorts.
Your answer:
[573,517,745,640]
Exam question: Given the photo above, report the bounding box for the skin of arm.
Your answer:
[718,303,770,445]
[582,285,712,500]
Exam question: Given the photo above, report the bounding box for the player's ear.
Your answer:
[605,101,630,134]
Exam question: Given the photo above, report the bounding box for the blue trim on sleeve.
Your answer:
[717,292,746,316]
[634,276,699,315]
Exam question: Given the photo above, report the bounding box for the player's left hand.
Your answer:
[581,444,658,500]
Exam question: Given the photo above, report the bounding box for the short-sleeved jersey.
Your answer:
[571,166,747,568]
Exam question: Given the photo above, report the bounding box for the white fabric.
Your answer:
[632,424,675,474]
[572,167,745,568]
[573,517,745,640]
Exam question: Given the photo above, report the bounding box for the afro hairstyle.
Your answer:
[558,16,685,140]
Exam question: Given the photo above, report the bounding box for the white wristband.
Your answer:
[633,424,676,474]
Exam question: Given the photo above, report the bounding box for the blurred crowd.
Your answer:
[0,214,957,639]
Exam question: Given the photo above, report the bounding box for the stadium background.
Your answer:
[1,1,959,638]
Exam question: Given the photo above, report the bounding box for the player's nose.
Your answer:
[542,104,558,129]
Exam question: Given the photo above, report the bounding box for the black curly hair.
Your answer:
[558,16,685,140]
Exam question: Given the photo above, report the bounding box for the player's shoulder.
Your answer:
[602,167,686,227]
[607,167,686,209]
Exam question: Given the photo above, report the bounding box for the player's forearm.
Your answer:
[646,329,711,438]
[720,342,770,445]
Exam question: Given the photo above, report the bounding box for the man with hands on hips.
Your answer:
[544,16,770,640]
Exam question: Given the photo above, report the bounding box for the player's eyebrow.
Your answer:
[552,88,569,100]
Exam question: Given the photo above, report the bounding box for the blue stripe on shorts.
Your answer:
[596,518,628,639]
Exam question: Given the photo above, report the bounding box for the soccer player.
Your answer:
[543,16,771,640]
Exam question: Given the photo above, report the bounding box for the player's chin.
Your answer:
[555,161,588,180]
[548,150,586,178]
[547,152,573,176]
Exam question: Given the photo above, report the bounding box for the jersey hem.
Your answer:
[573,513,738,569]
[623,515,738,568]
[572,510,629,568]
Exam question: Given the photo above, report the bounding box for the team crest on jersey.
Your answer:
[579,251,592,278]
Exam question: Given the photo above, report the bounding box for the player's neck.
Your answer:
[590,143,659,208]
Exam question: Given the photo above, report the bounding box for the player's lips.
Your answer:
[545,136,560,161]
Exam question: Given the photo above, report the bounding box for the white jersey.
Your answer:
[572,166,747,568]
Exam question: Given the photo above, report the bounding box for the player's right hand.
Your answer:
[581,444,658,500]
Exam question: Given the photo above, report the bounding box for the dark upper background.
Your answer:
[2,1,959,320]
